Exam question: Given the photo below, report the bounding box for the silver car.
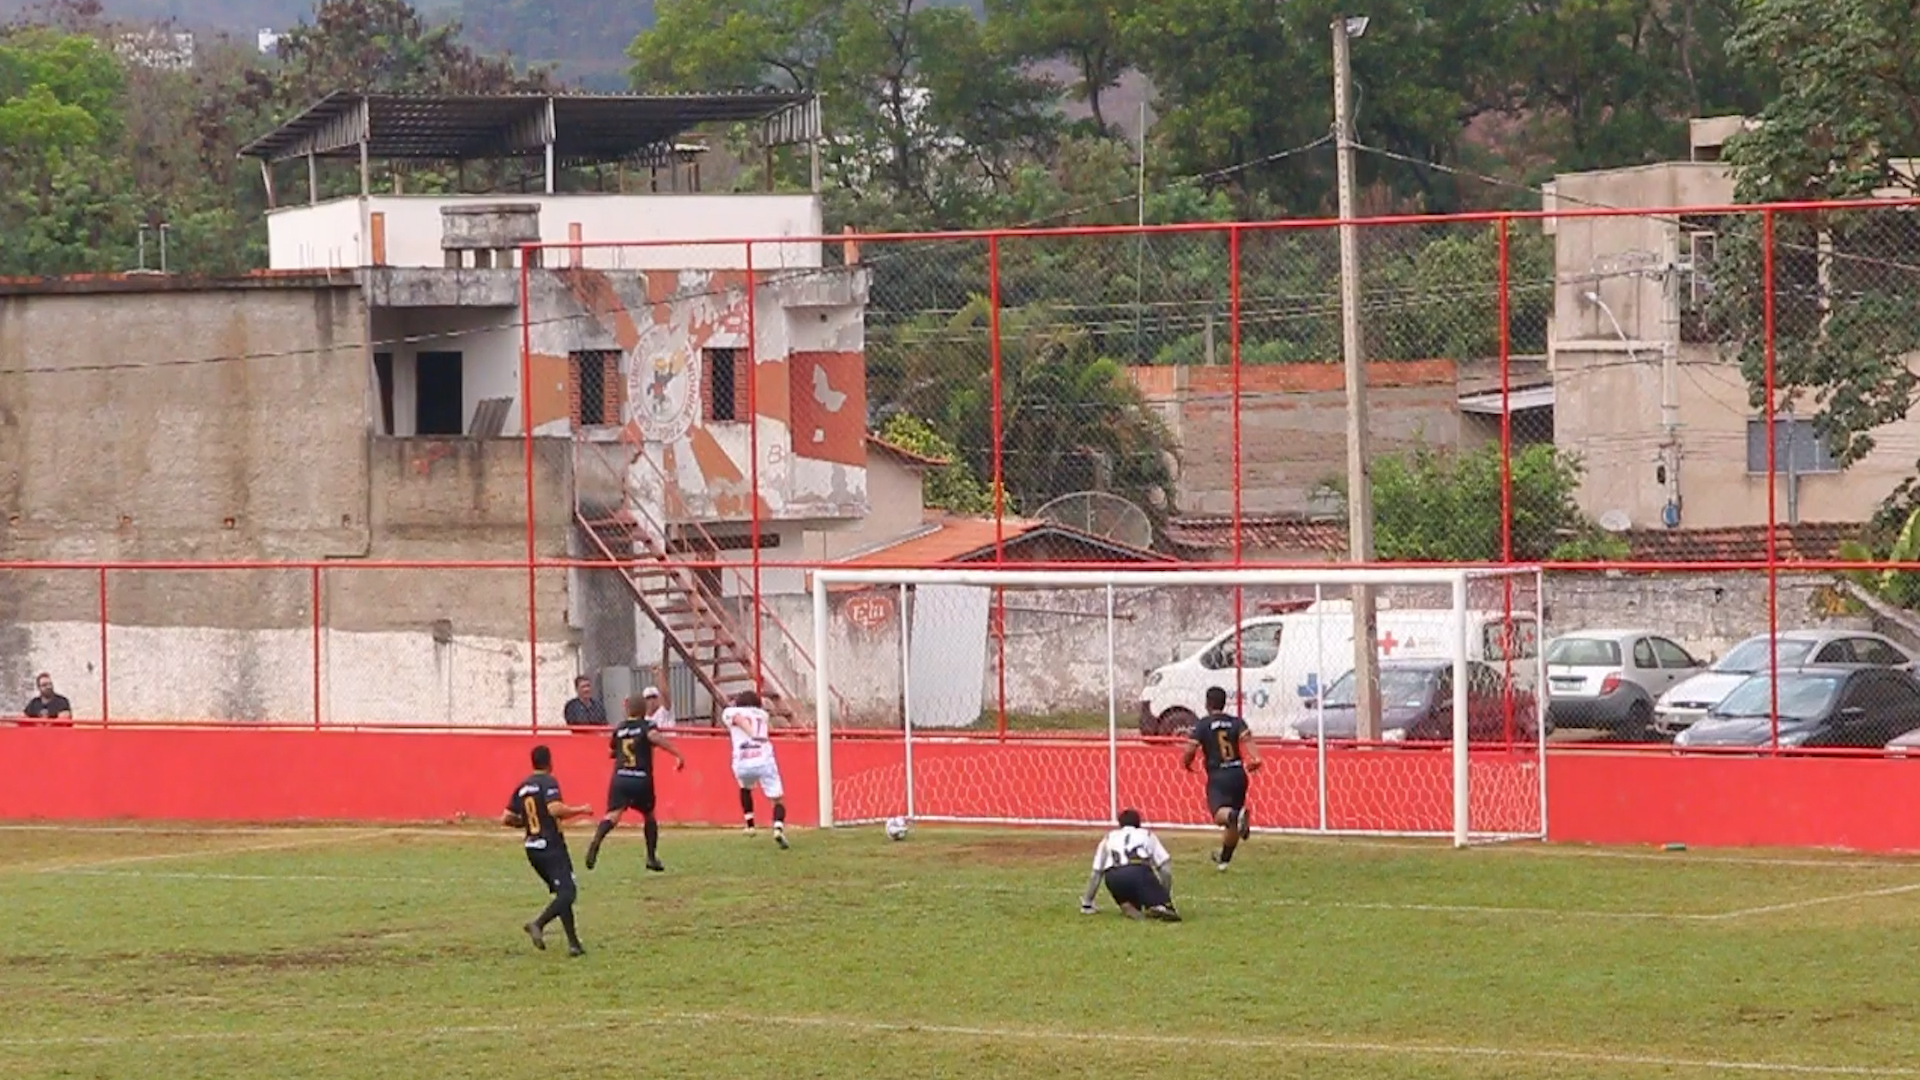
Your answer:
[1653,630,1916,737]
[1544,629,1705,739]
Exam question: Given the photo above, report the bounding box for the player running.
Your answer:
[725,689,789,849]
[1078,808,1180,921]
[584,690,686,873]
[502,745,593,956]
[1180,685,1262,870]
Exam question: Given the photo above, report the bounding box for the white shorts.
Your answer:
[733,755,784,800]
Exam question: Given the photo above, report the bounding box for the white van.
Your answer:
[1137,601,1540,736]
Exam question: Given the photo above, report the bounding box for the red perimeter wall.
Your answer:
[5,728,1920,853]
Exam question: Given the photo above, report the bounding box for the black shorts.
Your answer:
[526,846,575,894]
[607,774,656,815]
[1206,768,1249,815]
[1103,864,1171,909]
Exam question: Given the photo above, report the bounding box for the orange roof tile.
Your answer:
[839,516,1042,567]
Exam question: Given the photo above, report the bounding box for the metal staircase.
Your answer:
[572,437,844,723]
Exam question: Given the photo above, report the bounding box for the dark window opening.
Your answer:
[572,350,618,426]
[373,352,395,435]
[706,348,738,422]
[416,351,465,436]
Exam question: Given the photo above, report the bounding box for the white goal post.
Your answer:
[808,565,1547,847]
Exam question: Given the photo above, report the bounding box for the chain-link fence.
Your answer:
[10,198,1920,762]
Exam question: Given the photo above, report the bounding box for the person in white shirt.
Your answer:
[724,689,789,850]
[1079,808,1180,921]
[641,685,675,728]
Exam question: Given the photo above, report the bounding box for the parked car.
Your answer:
[1543,630,1703,739]
[1136,601,1539,737]
[1672,665,1920,750]
[1282,659,1541,743]
[1653,631,1915,737]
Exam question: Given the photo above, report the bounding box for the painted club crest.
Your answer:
[632,328,701,443]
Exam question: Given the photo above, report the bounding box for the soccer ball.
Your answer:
[884,816,910,841]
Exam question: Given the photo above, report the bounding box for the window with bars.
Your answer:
[571,350,620,426]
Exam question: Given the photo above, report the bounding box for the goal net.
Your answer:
[807,566,1546,846]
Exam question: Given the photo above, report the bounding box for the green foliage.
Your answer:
[877,412,994,515]
[1368,442,1599,562]
[1714,0,1920,523]
[632,0,1057,228]
[1839,508,1920,610]
[869,296,1177,525]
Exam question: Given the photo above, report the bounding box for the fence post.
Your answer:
[1763,209,1780,754]
[98,567,108,729]
[311,565,322,732]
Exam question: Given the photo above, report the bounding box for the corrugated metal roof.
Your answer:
[238,91,817,166]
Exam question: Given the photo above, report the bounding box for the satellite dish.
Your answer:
[1034,491,1156,551]
[1599,509,1632,533]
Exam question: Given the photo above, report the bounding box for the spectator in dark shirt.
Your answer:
[24,673,73,723]
[563,676,608,729]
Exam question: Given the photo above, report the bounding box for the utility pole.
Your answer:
[1333,14,1381,741]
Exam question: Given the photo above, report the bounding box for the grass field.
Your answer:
[5,823,1920,1079]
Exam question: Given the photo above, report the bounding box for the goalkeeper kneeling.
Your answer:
[1079,808,1181,922]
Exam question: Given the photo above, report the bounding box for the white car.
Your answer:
[1653,630,1916,737]
[1543,630,1704,739]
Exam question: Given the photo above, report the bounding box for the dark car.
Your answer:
[1673,665,1920,750]
[1287,659,1541,743]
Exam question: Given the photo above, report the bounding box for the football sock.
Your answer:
[558,908,580,949]
[643,817,659,859]
[591,819,615,845]
[772,804,786,825]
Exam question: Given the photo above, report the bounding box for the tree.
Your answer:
[984,0,1133,133]
[631,0,1059,228]
[868,295,1178,526]
[1714,0,1920,524]
[0,26,138,274]
[877,412,994,514]
[243,0,549,115]
[1365,442,1614,562]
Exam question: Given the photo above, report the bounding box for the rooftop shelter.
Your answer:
[239,91,822,206]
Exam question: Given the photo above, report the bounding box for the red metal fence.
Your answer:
[8,198,1920,762]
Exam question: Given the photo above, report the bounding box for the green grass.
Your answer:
[5,824,1920,1079]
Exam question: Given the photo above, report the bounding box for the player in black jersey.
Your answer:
[1180,686,1263,870]
[502,745,594,956]
[584,692,686,873]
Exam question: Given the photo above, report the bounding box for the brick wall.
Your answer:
[1131,360,1461,516]
[566,350,625,427]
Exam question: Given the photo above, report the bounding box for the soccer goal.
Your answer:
[808,565,1547,847]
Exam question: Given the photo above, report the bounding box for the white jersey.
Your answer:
[724,705,775,763]
[648,705,675,729]
[1090,826,1171,874]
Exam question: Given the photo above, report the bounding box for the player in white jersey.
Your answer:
[1078,808,1180,921]
[724,689,789,850]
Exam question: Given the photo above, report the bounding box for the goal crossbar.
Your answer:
[808,565,1545,843]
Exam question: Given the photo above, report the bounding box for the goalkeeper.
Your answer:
[1078,808,1181,922]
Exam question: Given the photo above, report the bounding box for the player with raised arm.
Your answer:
[1078,808,1180,921]
[1180,685,1262,870]
[725,689,789,850]
[502,745,593,956]
[584,690,686,873]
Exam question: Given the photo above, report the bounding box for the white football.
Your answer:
[884,816,910,841]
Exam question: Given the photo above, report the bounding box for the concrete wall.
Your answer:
[1559,342,1915,528]
[522,266,872,525]
[1546,162,1920,529]
[745,571,1864,725]
[1130,361,1462,516]
[268,194,825,272]
[0,282,584,724]
[369,307,524,436]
